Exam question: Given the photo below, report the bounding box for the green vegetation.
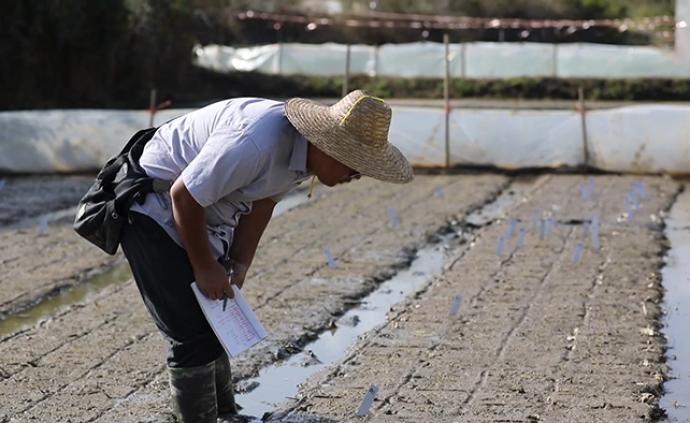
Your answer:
[192,71,690,102]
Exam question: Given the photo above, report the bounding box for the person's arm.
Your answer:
[170,177,230,300]
[227,197,276,289]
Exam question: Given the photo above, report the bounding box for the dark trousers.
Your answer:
[121,211,224,368]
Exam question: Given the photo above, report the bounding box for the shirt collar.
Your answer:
[288,131,309,174]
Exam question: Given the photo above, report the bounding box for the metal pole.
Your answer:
[443,33,451,169]
[578,86,590,167]
[277,42,283,74]
[276,25,283,75]
[148,88,156,128]
[342,44,351,97]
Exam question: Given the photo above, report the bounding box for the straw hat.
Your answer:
[285,90,413,184]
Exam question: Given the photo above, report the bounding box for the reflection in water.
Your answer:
[235,243,448,419]
[660,186,690,422]
[0,262,130,337]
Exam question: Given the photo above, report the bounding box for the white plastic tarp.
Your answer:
[193,41,690,79]
[1,105,689,174]
[465,42,557,78]
[280,43,376,76]
[586,105,690,173]
[193,44,280,74]
[390,107,582,168]
[377,42,463,78]
[449,109,583,168]
[0,109,189,173]
[557,43,689,78]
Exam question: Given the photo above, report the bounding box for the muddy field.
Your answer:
[0,173,683,422]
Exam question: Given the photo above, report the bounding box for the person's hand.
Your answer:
[229,261,249,290]
[195,261,232,300]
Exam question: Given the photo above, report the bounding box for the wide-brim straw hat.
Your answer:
[285,90,414,184]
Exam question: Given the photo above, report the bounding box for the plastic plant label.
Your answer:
[496,235,506,257]
[545,217,555,236]
[506,218,518,239]
[633,180,647,199]
[579,182,591,201]
[625,181,648,221]
[449,295,462,317]
[587,176,597,198]
[37,216,49,236]
[531,209,541,233]
[517,228,527,248]
[579,177,595,201]
[626,193,639,221]
[590,215,601,251]
[539,219,547,240]
[387,207,400,229]
[572,242,584,264]
[324,247,336,269]
[356,384,379,417]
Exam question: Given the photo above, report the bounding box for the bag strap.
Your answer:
[97,127,157,183]
[118,127,157,157]
[97,155,126,184]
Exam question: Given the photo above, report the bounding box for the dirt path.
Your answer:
[0,174,508,422]
[275,175,679,422]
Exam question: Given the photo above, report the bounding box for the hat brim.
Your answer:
[285,98,413,184]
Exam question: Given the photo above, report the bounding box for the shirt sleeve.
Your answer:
[181,128,264,207]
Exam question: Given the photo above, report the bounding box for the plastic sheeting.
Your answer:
[586,105,690,173]
[0,110,189,173]
[391,107,583,168]
[1,105,689,174]
[193,41,690,79]
[194,44,280,74]
[281,43,376,76]
[377,42,459,78]
[557,43,689,78]
[465,43,557,78]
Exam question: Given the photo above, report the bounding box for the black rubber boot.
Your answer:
[168,361,218,423]
[215,354,240,416]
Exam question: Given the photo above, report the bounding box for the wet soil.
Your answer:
[0,175,93,227]
[276,175,680,422]
[0,173,680,423]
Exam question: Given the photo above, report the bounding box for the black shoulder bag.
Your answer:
[73,127,171,255]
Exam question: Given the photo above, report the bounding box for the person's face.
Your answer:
[307,143,363,187]
[315,155,361,187]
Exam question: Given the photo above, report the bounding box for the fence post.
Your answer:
[443,33,451,169]
[578,86,590,167]
[342,44,351,97]
[148,88,157,128]
[277,42,283,75]
[676,0,690,57]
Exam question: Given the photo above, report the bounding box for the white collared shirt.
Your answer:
[130,98,310,258]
